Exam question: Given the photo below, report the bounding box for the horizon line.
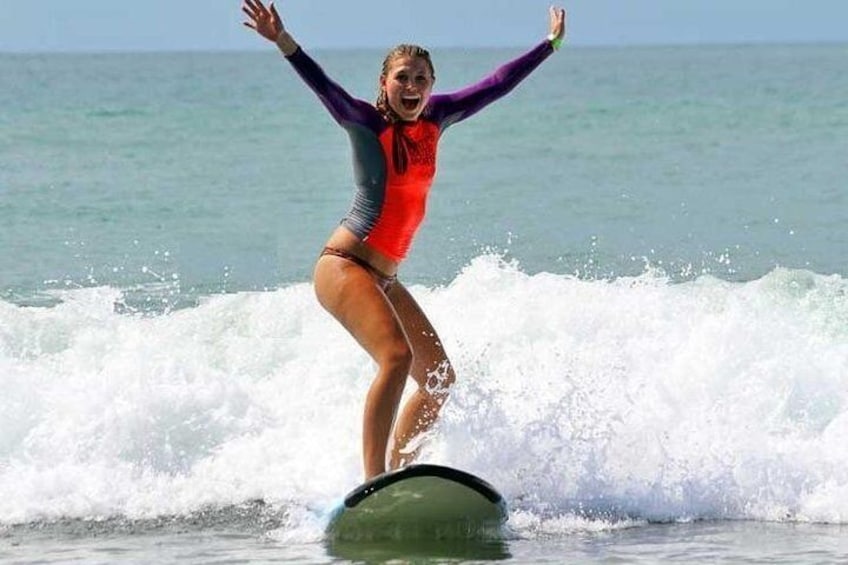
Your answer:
[2,38,846,56]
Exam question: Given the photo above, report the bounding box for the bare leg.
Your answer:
[313,255,412,479]
[385,283,456,469]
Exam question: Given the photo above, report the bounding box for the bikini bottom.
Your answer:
[320,246,398,293]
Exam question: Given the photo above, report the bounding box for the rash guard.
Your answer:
[285,40,554,262]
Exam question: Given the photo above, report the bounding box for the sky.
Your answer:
[2,0,848,52]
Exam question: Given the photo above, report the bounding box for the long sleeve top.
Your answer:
[286,40,554,261]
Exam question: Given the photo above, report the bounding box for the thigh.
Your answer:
[314,255,409,361]
[386,282,455,390]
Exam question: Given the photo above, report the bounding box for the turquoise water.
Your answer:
[3,44,846,302]
[2,43,848,562]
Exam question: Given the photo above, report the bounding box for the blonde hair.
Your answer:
[375,44,436,122]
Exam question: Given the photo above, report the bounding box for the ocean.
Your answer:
[2,42,847,562]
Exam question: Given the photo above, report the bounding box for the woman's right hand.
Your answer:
[242,0,284,43]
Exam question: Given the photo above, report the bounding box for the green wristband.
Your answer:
[547,33,564,51]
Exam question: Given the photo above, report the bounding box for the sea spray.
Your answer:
[1,255,847,537]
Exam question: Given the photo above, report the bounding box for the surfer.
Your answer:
[242,0,566,479]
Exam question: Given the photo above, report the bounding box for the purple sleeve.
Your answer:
[427,40,554,130]
[285,47,383,131]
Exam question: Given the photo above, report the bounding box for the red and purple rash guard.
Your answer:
[285,40,554,262]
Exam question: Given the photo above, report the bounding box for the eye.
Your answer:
[415,75,428,85]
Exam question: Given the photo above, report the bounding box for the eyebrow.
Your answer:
[393,68,431,76]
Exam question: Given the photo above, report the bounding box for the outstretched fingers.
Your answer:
[548,5,566,40]
[269,2,283,28]
[241,0,284,42]
[241,0,260,29]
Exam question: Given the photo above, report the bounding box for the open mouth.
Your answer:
[400,95,420,111]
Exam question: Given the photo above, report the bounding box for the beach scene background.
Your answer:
[2,1,847,562]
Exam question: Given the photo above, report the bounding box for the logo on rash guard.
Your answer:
[402,125,437,168]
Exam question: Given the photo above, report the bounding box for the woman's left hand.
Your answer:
[548,6,567,41]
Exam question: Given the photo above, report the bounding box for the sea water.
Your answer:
[2,43,848,562]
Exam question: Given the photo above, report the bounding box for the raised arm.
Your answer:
[242,0,381,129]
[428,6,567,130]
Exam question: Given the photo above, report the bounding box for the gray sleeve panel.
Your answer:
[285,47,392,241]
[339,122,389,239]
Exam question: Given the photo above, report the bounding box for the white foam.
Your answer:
[1,255,847,533]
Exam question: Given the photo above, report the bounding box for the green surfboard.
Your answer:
[326,464,507,541]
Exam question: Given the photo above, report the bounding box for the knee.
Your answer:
[378,339,413,378]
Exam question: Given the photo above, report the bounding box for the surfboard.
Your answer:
[325,464,507,541]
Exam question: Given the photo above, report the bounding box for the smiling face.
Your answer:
[380,55,435,122]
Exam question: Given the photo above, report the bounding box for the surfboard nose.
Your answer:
[326,464,507,541]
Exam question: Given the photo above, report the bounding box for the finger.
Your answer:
[242,21,257,31]
[243,2,265,23]
[243,0,262,15]
[248,0,269,19]
[270,1,283,26]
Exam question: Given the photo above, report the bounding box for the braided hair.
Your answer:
[375,44,436,123]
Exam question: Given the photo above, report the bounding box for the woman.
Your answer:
[242,0,566,480]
